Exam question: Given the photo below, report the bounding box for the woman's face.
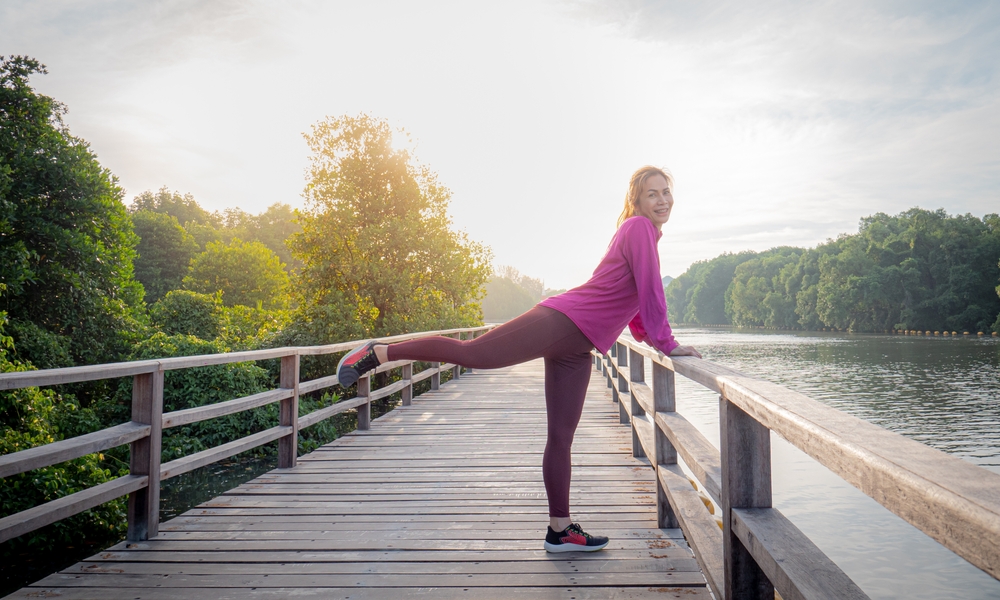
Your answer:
[635,174,673,229]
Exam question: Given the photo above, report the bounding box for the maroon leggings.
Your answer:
[387,306,594,518]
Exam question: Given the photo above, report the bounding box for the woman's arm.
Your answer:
[621,219,682,356]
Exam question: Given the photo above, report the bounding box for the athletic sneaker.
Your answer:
[543,523,609,552]
[336,342,381,387]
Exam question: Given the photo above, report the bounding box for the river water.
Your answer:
[655,327,1000,599]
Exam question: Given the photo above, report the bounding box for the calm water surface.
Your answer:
[658,328,1000,599]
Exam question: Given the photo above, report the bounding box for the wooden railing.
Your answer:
[597,335,1000,600]
[0,325,493,545]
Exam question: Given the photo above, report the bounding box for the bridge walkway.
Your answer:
[10,360,709,599]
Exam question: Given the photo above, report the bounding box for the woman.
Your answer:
[337,165,702,553]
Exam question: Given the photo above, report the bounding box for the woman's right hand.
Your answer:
[669,345,703,359]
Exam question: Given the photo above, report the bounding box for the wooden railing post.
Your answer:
[652,360,679,528]
[721,395,774,600]
[603,353,613,389]
[401,362,413,406]
[431,362,441,390]
[626,346,644,458]
[616,343,629,425]
[127,368,164,541]
[465,330,477,375]
[451,333,462,379]
[358,374,371,430]
[615,342,646,458]
[278,353,300,468]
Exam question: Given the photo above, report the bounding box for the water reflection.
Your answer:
[657,328,1000,600]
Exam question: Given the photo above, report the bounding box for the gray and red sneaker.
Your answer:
[543,523,609,552]
[336,342,381,387]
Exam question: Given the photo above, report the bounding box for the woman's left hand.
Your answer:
[669,345,702,359]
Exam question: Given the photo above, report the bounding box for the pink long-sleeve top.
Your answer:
[539,216,679,355]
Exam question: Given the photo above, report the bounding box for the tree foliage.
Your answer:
[131,211,199,303]
[183,239,290,309]
[667,208,1000,332]
[290,114,491,338]
[482,266,543,322]
[221,203,301,269]
[0,56,145,366]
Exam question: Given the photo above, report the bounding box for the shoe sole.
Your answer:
[336,342,375,387]
[543,540,608,553]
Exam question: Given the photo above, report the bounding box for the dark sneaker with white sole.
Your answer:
[336,342,381,387]
[543,523,609,552]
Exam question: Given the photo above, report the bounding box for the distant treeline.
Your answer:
[666,209,1000,333]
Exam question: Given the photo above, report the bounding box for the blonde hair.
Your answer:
[617,166,673,228]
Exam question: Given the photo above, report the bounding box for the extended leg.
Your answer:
[386,306,583,369]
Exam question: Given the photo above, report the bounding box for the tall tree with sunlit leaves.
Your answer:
[0,56,144,366]
[290,114,491,339]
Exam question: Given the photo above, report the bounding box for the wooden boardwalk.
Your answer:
[9,360,710,599]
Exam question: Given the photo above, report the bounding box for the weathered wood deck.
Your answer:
[9,360,710,599]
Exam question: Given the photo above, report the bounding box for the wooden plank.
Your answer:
[368,377,410,401]
[160,426,292,480]
[297,396,368,429]
[87,547,688,563]
[127,370,163,541]
[161,388,291,429]
[0,359,161,390]
[298,373,338,395]
[9,586,713,600]
[659,463,724,600]
[33,571,709,587]
[64,557,700,575]
[721,396,773,600]
[0,421,149,478]
[0,475,147,543]
[731,507,869,600]
[278,354,300,468]
[655,411,722,504]
[0,326,495,391]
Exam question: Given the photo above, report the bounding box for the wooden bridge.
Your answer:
[2,326,1000,599]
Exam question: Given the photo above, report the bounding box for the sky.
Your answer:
[2,0,999,290]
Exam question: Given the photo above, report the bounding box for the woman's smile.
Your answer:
[636,174,673,229]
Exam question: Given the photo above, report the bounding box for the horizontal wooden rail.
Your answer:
[0,326,496,392]
[161,388,293,429]
[0,324,494,547]
[601,333,1000,600]
[0,475,148,544]
[160,426,292,480]
[297,396,370,429]
[0,422,150,479]
[732,508,868,600]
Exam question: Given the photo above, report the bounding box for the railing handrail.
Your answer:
[0,326,494,391]
[599,334,1000,600]
[0,325,493,546]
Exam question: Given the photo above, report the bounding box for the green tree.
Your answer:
[150,290,225,340]
[222,203,301,269]
[290,114,492,338]
[726,248,803,327]
[184,239,290,309]
[131,211,200,303]
[130,187,221,230]
[0,56,144,366]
